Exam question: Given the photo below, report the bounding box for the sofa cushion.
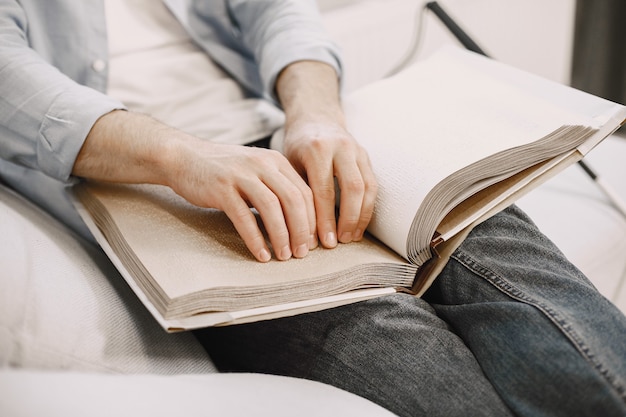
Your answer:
[0,370,396,417]
[0,184,216,374]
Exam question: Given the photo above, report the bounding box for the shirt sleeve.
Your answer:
[0,0,125,183]
[226,0,343,102]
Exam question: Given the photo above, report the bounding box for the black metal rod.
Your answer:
[425,2,489,57]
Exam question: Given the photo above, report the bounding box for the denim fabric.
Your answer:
[196,205,626,417]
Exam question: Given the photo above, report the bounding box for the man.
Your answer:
[1,1,625,416]
[1,0,376,262]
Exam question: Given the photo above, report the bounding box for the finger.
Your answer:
[221,192,273,263]
[305,157,338,248]
[353,155,378,241]
[335,158,366,243]
[260,167,314,259]
[278,163,318,251]
[240,181,292,261]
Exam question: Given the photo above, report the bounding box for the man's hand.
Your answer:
[276,61,378,248]
[167,139,317,263]
[282,119,377,247]
[73,110,316,262]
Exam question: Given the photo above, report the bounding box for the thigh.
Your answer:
[425,205,626,417]
[195,293,513,417]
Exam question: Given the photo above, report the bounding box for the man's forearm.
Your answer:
[73,110,188,187]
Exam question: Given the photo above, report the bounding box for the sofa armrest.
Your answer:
[0,183,215,374]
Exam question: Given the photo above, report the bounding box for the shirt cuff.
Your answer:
[37,85,126,182]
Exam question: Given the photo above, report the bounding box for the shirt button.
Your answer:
[91,59,106,72]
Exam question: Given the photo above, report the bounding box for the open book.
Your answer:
[72,47,626,332]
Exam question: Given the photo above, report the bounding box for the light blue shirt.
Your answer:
[0,0,341,233]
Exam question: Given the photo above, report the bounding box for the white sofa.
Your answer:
[2,1,625,415]
[0,180,395,415]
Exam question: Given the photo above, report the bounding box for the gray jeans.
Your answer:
[196,205,626,417]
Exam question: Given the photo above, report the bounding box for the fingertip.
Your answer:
[258,248,272,263]
[339,231,353,244]
[294,243,309,258]
[278,245,292,261]
[323,231,338,248]
[309,233,318,250]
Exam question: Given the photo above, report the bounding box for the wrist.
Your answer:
[277,61,345,128]
[158,133,208,192]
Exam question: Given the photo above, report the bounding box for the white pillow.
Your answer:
[0,184,216,374]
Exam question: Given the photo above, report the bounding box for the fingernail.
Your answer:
[309,234,318,249]
[354,229,363,241]
[258,248,271,262]
[279,245,292,260]
[325,232,337,247]
[339,232,353,243]
[294,243,308,258]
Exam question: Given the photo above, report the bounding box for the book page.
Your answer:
[341,47,596,259]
